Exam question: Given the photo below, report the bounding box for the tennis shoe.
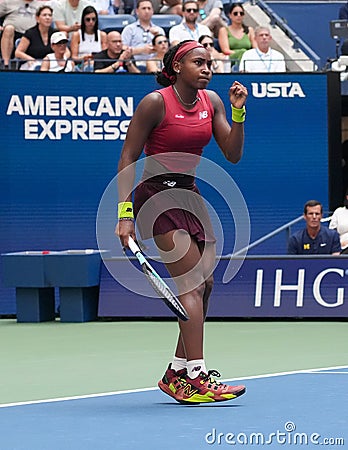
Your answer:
[158,364,187,399]
[174,369,246,404]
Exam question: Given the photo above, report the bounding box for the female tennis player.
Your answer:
[116,40,247,404]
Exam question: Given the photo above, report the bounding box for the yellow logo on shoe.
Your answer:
[183,384,198,397]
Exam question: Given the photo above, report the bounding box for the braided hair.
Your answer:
[156,40,195,87]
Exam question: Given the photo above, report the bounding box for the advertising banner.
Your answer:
[98,256,348,318]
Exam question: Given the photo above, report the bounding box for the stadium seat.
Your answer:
[98,14,136,33]
[151,14,182,36]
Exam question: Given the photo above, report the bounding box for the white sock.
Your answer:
[187,359,207,379]
[171,356,187,372]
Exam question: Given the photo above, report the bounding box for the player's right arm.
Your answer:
[116,92,165,247]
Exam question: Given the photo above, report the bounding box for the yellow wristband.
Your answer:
[118,201,134,219]
[231,105,246,123]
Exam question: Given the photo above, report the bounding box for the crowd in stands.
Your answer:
[0,0,288,73]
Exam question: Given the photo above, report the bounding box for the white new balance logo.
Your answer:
[199,111,208,119]
[175,114,184,119]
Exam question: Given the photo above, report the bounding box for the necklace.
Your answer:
[173,85,199,107]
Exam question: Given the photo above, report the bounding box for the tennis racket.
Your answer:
[127,237,189,321]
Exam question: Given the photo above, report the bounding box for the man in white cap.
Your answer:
[40,31,75,72]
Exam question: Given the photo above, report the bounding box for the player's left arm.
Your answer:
[208,81,247,163]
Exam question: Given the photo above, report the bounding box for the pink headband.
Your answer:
[172,41,204,64]
[161,41,204,83]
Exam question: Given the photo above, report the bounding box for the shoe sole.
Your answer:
[177,386,246,404]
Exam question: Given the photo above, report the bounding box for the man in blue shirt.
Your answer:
[288,200,341,255]
[121,0,165,72]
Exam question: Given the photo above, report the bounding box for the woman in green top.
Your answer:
[218,3,255,67]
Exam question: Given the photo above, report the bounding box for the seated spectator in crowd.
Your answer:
[329,189,348,254]
[198,34,229,72]
[15,5,55,71]
[169,0,211,46]
[53,0,91,38]
[196,0,227,38]
[112,0,134,14]
[288,200,341,255]
[239,26,286,73]
[40,31,75,71]
[0,0,42,69]
[89,0,111,15]
[146,33,169,72]
[152,0,183,16]
[218,2,255,68]
[94,30,140,73]
[121,0,165,72]
[70,6,107,71]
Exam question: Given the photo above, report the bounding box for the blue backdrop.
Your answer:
[0,72,338,314]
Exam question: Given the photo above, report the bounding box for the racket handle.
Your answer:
[128,236,140,254]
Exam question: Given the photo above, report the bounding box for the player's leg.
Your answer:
[156,229,246,403]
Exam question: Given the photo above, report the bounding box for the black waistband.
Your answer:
[142,171,195,189]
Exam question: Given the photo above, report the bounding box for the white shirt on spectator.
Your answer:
[239,47,286,72]
[52,0,90,33]
[169,21,212,45]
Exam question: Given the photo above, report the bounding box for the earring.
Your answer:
[176,70,180,74]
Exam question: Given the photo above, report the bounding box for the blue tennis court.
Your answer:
[1,366,346,449]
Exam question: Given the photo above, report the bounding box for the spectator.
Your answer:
[198,33,229,72]
[288,200,341,255]
[146,33,169,72]
[239,26,286,73]
[53,0,91,38]
[121,0,165,72]
[15,5,55,71]
[329,189,348,254]
[152,0,183,16]
[70,6,107,70]
[218,2,255,68]
[0,0,41,69]
[169,0,211,46]
[196,0,227,38]
[40,30,75,71]
[94,30,140,73]
[339,1,348,20]
[113,0,135,15]
[89,0,111,15]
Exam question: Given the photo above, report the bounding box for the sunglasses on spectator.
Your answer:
[156,39,168,45]
[202,42,214,48]
[185,8,198,12]
[232,11,244,16]
[85,16,97,22]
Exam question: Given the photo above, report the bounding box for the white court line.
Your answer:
[1,364,347,409]
[305,371,348,374]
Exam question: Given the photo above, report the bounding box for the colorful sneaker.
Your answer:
[158,364,187,400]
[174,370,246,404]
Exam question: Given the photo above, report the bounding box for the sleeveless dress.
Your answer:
[226,27,252,63]
[133,86,216,242]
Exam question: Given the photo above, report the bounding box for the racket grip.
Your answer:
[128,236,140,254]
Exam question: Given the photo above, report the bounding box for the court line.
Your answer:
[1,364,347,409]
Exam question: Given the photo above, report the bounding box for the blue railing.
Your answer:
[255,0,322,69]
